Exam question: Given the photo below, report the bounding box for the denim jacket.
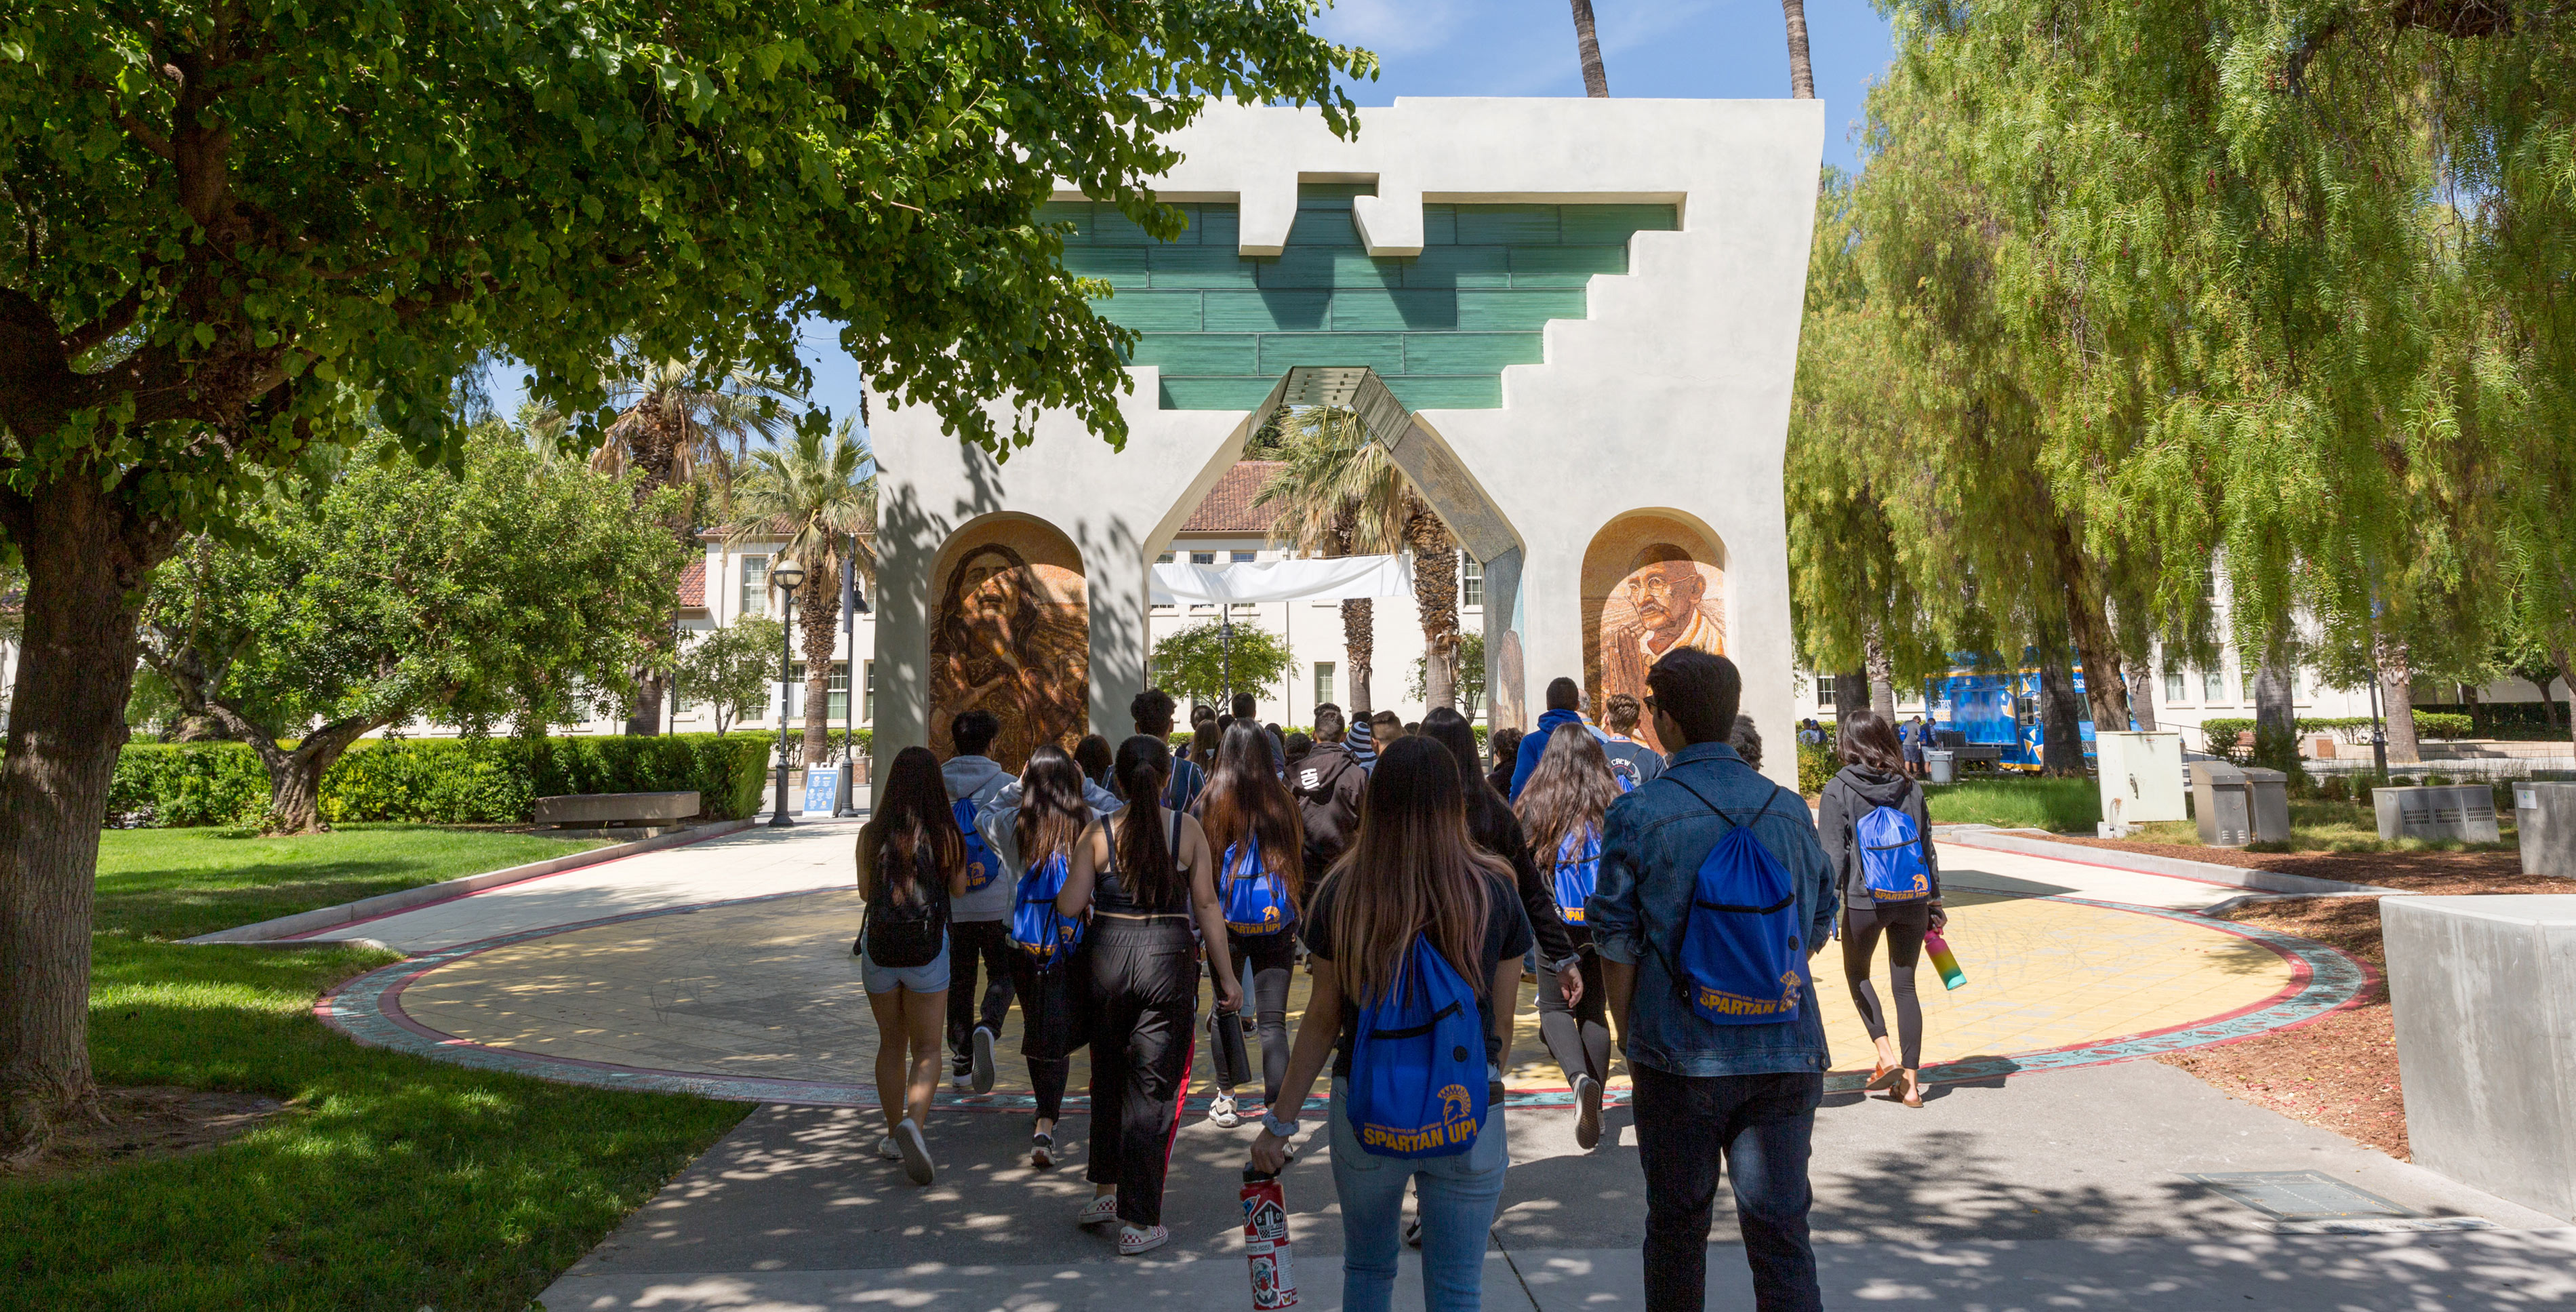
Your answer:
[1587,741,1838,1078]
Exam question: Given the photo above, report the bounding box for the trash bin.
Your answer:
[2190,760,2253,847]
[2512,782,2576,879]
[2240,766,2292,844]
[1926,749,1955,785]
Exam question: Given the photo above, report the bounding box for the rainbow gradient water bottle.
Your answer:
[1923,930,1967,991]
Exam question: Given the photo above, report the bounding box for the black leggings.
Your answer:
[1841,901,1930,1069]
[1086,917,1199,1228]
[1006,948,1085,1124]
[1538,936,1611,1086]
[1218,930,1295,1107]
[947,919,1016,1071]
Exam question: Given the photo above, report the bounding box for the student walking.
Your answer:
[1590,649,1838,1312]
[1253,736,1532,1311]
[1132,688,1205,811]
[1599,693,1667,791]
[940,712,1017,1095]
[1291,704,1367,875]
[1514,725,1624,1149]
[1816,711,1944,1107]
[856,746,973,1187]
[1058,735,1243,1256]
[1194,719,1306,1128]
[977,745,1104,1170]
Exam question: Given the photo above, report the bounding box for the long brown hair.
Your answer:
[867,745,965,902]
[1112,734,1184,908]
[1837,709,1905,774]
[1515,725,1622,874]
[1199,719,1304,904]
[1013,744,1090,871]
[1325,736,1502,1002]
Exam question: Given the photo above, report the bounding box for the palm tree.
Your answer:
[1254,408,1464,715]
[531,355,803,733]
[1569,0,1609,97]
[1782,0,1815,99]
[727,418,879,767]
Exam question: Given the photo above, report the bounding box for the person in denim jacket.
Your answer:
[1590,648,1837,1312]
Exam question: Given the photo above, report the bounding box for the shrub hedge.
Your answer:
[109,734,773,829]
[1796,740,1836,795]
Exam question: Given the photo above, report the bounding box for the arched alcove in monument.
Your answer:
[927,514,1089,772]
[1582,511,1729,753]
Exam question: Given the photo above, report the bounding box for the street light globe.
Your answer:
[770,556,806,593]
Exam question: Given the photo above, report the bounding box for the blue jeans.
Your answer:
[1630,1065,1823,1312]
[1328,1076,1508,1311]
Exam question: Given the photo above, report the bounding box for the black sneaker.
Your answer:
[971,1026,997,1094]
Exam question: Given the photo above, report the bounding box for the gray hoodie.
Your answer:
[976,776,1120,878]
[1815,765,1940,909]
[942,755,1017,921]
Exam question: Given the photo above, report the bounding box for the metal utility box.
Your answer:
[2096,732,2186,835]
[2192,761,2254,847]
[2375,784,2502,844]
[2240,766,2292,844]
[2512,782,2576,879]
[1925,749,1955,784]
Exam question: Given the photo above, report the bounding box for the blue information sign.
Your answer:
[803,767,840,815]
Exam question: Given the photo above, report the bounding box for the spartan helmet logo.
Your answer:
[1437,1083,1474,1130]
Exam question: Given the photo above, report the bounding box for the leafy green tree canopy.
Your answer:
[673,616,786,736]
[1152,618,1295,709]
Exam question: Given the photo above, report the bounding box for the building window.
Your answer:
[2203,668,2227,702]
[2164,669,2185,704]
[740,554,769,617]
[1314,662,1335,708]
[785,662,852,719]
[863,661,875,723]
[1156,551,1173,564]
[1814,677,1836,707]
[1191,551,1216,565]
[1231,550,1256,563]
[1462,558,1483,608]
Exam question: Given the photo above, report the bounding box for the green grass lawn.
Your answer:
[1924,776,2102,833]
[98,822,607,940]
[3,824,748,1310]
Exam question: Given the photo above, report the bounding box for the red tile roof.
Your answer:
[677,557,706,609]
[1180,461,1286,534]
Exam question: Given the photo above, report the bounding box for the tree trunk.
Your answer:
[1781,0,1815,98]
[799,568,838,768]
[2252,647,2299,774]
[2127,665,2159,732]
[2554,648,2575,758]
[0,474,181,1155]
[1864,629,1897,724]
[2376,633,2421,765]
[2037,651,2087,778]
[2050,536,2133,732]
[625,666,666,737]
[1568,0,1611,97]
[1832,671,1868,726]
[2461,681,2482,736]
[247,724,376,835]
[1408,502,1460,713]
[1344,598,1374,717]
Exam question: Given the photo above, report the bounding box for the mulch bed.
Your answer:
[2047,835,2565,894]
[5,1086,283,1181]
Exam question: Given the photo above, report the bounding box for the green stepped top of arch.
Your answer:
[1045,184,1676,412]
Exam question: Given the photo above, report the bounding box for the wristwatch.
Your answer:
[1261,1112,1300,1139]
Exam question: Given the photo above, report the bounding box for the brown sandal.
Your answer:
[1899,1070,1924,1108]
[1864,1063,1901,1092]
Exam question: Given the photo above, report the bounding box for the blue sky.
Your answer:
[491,0,1895,431]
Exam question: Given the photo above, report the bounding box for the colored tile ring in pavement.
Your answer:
[315,890,2369,1113]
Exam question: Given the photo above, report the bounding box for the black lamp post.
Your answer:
[769,555,805,827]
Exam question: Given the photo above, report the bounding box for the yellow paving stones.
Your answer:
[394,884,2292,1102]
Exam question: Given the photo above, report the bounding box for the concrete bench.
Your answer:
[533,791,700,833]
[2386,896,2576,1220]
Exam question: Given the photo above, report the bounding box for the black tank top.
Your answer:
[1096,808,1192,916]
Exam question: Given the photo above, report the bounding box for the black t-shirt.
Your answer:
[1299,868,1533,1076]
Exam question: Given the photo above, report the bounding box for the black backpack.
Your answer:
[863,839,950,968]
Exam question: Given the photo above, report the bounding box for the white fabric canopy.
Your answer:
[1150,555,1411,605]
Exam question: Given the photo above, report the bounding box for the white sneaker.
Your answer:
[950,1069,972,1093]
[971,1026,997,1094]
[1118,1223,1171,1256]
[1207,1092,1241,1128]
[1574,1073,1604,1151]
[893,1117,934,1186]
[1076,1195,1120,1227]
[877,1134,902,1162]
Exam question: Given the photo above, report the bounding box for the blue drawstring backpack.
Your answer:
[1658,780,1806,1025]
[1551,826,1603,925]
[1007,852,1083,969]
[1855,803,1931,902]
[1347,936,1487,1158]
[955,797,1000,894]
[1220,842,1295,937]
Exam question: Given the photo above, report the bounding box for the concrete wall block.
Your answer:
[2385,896,2576,1220]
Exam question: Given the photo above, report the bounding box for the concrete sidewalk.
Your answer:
[536,1062,2573,1310]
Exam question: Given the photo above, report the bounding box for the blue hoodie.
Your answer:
[1508,707,1612,799]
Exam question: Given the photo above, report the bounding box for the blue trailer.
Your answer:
[1925,666,2098,771]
